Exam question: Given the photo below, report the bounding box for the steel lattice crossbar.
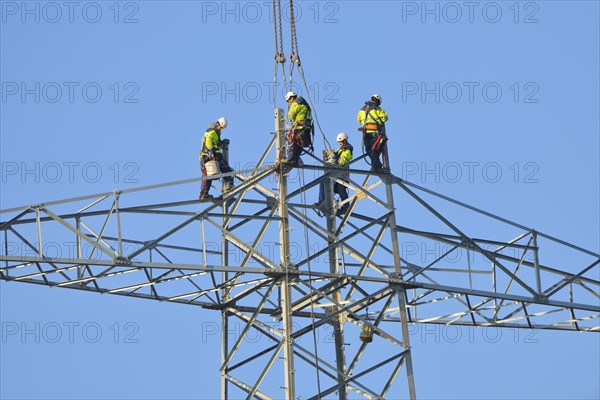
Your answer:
[1,111,598,399]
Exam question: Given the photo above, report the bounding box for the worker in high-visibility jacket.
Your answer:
[282,91,313,165]
[357,94,388,172]
[199,117,234,201]
[315,132,353,216]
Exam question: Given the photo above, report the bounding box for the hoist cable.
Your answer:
[287,0,332,151]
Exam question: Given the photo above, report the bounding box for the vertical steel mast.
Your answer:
[275,108,296,399]
[323,166,348,399]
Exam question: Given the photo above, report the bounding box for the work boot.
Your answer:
[313,201,326,211]
[199,193,213,202]
[336,206,349,217]
[223,182,234,194]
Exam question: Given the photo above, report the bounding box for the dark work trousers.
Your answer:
[363,133,383,169]
[200,154,234,196]
[319,179,349,211]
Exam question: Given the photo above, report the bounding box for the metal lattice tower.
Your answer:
[1,109,598,399]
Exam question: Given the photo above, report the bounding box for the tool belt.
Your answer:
[372,134,387,152]
[288,122,313,148]
[296,120,313,128]
[364,123,379,131]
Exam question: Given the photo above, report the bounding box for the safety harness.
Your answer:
[361,101,386,135]
[289,96,314,152]
[361,102,388,155]
[201,126,223,162]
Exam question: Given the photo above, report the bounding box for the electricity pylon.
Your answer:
[1,109,598,399]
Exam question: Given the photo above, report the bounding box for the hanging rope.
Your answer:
[286,0,332,151]
[273,0,287,108]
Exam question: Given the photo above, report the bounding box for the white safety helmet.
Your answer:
[371,94,382,104]
[217,117,228,129]
[285,91,297,101]
[336,132,348,142]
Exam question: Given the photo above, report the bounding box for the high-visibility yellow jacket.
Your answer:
[335,144,353,166]
[288,96,312,126]
[200,124,223,157]
[357,102,388,134]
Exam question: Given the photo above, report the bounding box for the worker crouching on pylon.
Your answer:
[199,117,234,201]
[315,132,353,216]
[282,91,313,166]
[357,94,389,172]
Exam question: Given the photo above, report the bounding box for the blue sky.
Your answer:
[1,1,599,399]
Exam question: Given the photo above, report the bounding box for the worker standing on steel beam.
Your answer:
[357,94,389,172]
[282,91,313,166]
[199,117,234,201]
[315,132,354,216]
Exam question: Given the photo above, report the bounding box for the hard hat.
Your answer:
[285,91,297,101]
[217,117,228,129]
[336,132,348,142]
[371,94,382,104]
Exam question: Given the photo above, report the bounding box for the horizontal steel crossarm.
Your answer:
[395,177,600,258]
[1,275,219,308]
[406,244,462,281]
[7,227,72,282]
[1,200,204,226]
[171,277,271,303]
[9,264,81,282]
[42,207,117,259]
[0,166,274,215]
[126,168,275,260]
[298,163,388,178]
[497,305,564,325]
[106,269,210,295]
[1,199,278,227]
[409,280,600,313]
[89,234,220,256]
[396,225,536,252]
[396,181,539,297]
[545,259,600,297]
[396,226,600,286]
[0,256,274,274]
[2,256,598,316]
[0,209,31,230]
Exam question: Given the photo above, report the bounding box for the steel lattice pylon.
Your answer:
[1,109,598,399]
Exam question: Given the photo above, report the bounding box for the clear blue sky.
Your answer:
[1,1,599,399]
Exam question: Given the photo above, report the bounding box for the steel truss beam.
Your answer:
[1,115,598,399]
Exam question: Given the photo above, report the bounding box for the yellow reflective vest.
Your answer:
[335,144,353,166]
[288,96,312,126]
[357,102,388,134]
[200,124,223,157]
